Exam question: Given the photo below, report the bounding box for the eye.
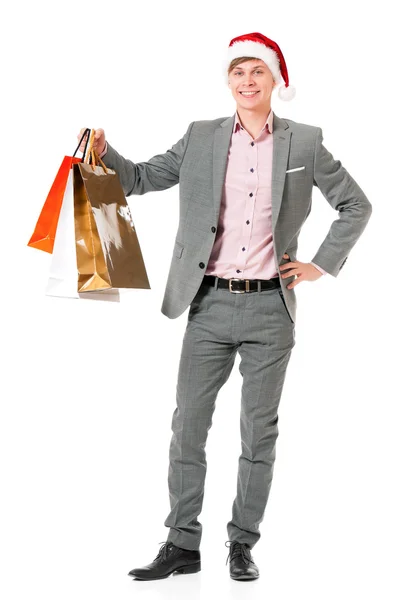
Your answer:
[233,70,263,75]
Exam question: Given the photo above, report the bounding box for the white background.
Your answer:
[1,1,397,598]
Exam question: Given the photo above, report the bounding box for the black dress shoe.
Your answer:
[225,540,259,580]
[128,541,201,580]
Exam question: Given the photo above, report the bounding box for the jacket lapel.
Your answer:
[212,112,291,236]
[212,116,234,224]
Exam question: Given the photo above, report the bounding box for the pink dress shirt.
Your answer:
[99,113,327,278]
[205,110,327,279]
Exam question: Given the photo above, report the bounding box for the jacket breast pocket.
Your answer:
[286,165,306,174]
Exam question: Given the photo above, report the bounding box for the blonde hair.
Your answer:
[227,57,274,80]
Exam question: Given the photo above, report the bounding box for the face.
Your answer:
[228,59,277,109]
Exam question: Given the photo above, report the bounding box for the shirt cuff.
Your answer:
[311,262,328,276]
[98,141,108,158]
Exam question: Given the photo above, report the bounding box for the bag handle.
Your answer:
[84,129,96,163]
[73,128,109,173]
[90,147,108,173]
[86,128,108,173]
[72,127,91,161]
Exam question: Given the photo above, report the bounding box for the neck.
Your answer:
[236,105,272,138]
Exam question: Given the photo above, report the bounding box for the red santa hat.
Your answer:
[224,32,296,101]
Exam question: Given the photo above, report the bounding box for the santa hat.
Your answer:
[224,32,296,101]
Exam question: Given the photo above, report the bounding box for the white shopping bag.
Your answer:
[45,167,79,298]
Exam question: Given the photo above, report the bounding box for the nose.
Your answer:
[239,81,254,92]
[242,76,254,85]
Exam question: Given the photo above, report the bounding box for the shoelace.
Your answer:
[225,540,255,566]
[154,541,175,564]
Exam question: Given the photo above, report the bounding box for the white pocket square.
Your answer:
[286,166,306,173]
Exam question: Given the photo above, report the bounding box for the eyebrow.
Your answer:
[233,66,264,70]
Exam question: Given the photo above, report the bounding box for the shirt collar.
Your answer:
[234,109,274,134]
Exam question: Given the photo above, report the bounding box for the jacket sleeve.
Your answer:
[310,127,372,277]
[100,121,195,197]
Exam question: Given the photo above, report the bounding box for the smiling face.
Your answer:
[228,59,277,110]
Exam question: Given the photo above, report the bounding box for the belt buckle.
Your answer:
[228,278,250,293]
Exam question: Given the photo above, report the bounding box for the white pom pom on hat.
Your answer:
[277,82,296,101]
[224,32,296,101]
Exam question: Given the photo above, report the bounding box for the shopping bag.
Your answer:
[73,145,151,292]
[44,128,117,299]
[45,164,78,297]
[45,163,120,301]
[27,128,91,253]
[33,127,150,299]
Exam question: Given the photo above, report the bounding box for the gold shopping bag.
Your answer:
[73,135,151,293]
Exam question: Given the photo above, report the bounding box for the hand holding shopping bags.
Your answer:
[28,128,151,299]
[77,127,106,156]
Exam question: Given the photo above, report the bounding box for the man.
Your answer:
[78,32,372,581]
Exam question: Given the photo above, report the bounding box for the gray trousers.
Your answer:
[164,277,296,550]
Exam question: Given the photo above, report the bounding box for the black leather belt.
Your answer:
[202,274,281,293]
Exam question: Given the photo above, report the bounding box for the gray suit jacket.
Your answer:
[101,113,372,323]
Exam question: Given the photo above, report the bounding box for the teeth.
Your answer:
[240,91,258,96]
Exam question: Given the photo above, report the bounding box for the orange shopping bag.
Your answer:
[27,129,91,253]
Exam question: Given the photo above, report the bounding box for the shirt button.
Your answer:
[250,168,254,172]
[236,269,241,273]
[251,142,254,146]
[199,262,205,269]
[249,192,253,197]
[211,226,216,232]
[246,220,250,224]
[242,247,246,251]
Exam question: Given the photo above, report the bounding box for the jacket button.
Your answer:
[211,226,216,232]
[199,262,205,269]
